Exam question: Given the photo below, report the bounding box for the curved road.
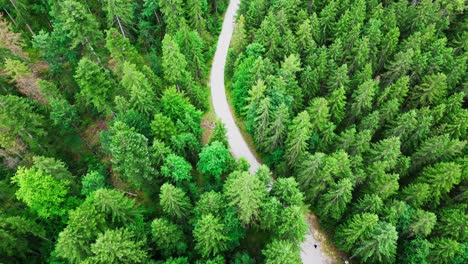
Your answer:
[209,0,331,263]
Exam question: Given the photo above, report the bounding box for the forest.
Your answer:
[1,0,308,263]
[0,0,466,264]
[227,0,467,263]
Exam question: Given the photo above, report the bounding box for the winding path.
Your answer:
[209,0,331,263]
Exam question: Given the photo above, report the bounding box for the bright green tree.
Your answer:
[197,141,232,182]
[120,61,157,115]
[285,111,312,166]
[400,183,431,208]
[262,239,301,264]
[161,154,192,184]
[276,205,307,243]
[151,113,176,141]
[335,213,379,251]
[81,171,106,196]
[12,167,70,219]
[102,0,134,38]
[351,222,398,263]
[162,34,188,90]
[58,0,103,49]
[224,171,266,225]
[354,194,383,214]
[418,162,462,205]
[318,178,354,220]
[271,177,304,207]
[193,214,228,257]
[88,228,147,263]
[159,0,184,34]
[159,183,192,219]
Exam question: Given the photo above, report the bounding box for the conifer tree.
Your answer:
[224,171,266,226]
[102,0,134,38]
[193,214,228,257]
[159,183,192,219]
[285,111,312,166]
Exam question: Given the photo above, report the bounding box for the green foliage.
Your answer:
[285,111,312,166]
[193,214,228,257]
[262,239,301,264]
[151,113,177,141]
[224,171,266,225]
[108,121,156,189]
[88,228,148,263]
[151,218,187,256]
[12,166,70,219]
[75,57,114,113]
[318,178,354,221]
[81,171,106,196]
[159,183,192,219]
[197,141,233,182]
[335,213,379,252]
[58,0,103,48]
[352,222,398,263]
[161,154,193,183]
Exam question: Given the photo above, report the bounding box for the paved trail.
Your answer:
[209,0,331,263]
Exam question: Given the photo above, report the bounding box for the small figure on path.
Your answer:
[314,244,317,249]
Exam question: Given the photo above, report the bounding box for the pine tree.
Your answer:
[58,0,103,49]
[276,205,308,243]
[74,57,114,113]
[102,0,134,38]
[151,218,187,256]
[406,209,436,237]
[193,214,228,257]
[429,238,461,263]
[88,228,148,263]
[354,194,383,214]
[151,113,176,142]
[436,207,467,241]
[108,121,156,189]
[209,120,229,147]
[224,171,266,226]
[159,183,192,219]
[81,171,106,196]
[159,0,184,34]
[335,213,379,251]
[411,134,465,170]
[318,178,354,220]
[285,111,312,166]
[412,73,448,107]
[264,103,289,152]
[120,61,157,115]
[418,162,462,205]
[351,222,398,263]
[186,0,207,35]
[161,154,192,184]
[175,22,206,82]
[0,95,46,157]
[262,240,301,264]
[400,183,431,208]
[328,86,347,124]
[162,34,188,91]
[271,177,304,207]
[349,79,378,121]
